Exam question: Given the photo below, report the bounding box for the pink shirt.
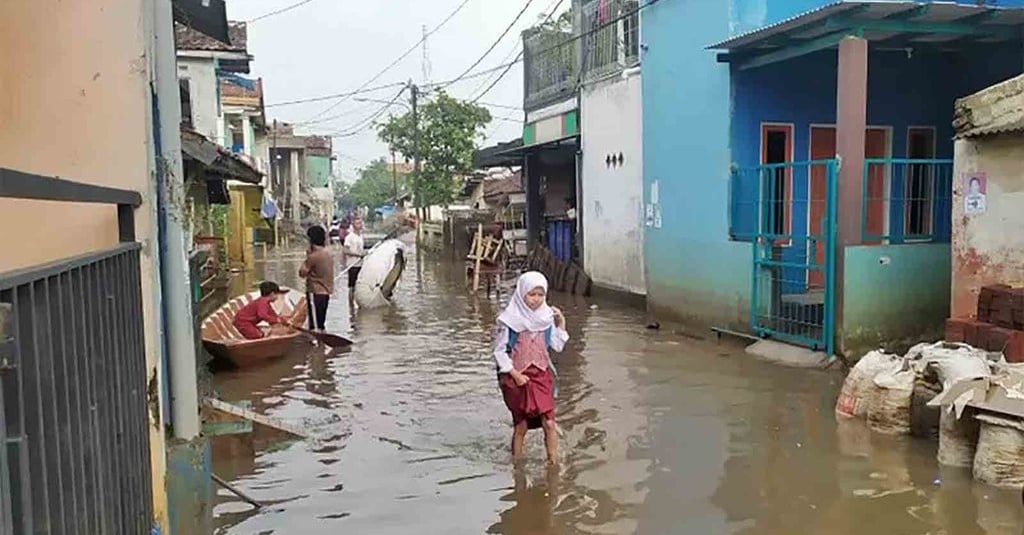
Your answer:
[492,326,569,374]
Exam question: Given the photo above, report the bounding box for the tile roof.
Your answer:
[175,20,248,53]
[483,174,524,199]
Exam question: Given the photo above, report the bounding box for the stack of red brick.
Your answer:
[946,285,1024,363]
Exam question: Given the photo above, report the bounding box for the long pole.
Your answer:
[272,119,279,247]
[410,82,423,230]
[391,150,398,200]
[153,0,200,440]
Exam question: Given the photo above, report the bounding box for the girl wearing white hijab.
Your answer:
[493,271,569,463]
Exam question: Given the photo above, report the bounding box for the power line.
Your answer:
[317,86,408,138]
[439,0,538,90]
[247,0,318,23]
[478,101,522,111]
[264,81,406,108]
[306,0,474,121]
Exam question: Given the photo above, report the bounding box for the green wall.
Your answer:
[841,244,950,357]
[305,155,331,188]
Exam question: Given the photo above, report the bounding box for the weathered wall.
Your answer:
[581,72,645,295]
[177,56,219,141]
[841,244,950,356]
[305,154,331,188]
[0,0,169,530]
[952,134,1024,319]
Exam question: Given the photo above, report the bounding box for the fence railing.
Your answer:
[732,160,839,354]
[0,168,152,534]
[862,158,953,244]
[580,0,640,82]
[524,27,579,110]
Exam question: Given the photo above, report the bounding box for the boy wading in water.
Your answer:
[493,272,569,464]
[299,225,334,334]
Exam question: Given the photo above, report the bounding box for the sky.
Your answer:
[226,0,567,182]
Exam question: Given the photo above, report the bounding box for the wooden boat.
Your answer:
[201,288,308,368]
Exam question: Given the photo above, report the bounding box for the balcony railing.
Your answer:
[580,0,640,82]
[862,158,953,244]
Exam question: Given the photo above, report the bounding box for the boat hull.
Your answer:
[201,288,308,368]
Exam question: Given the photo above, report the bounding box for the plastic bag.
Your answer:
[937,409,980,467]
[973,413,1024,488]
[910,368,942,439]
[914,342,992,389]
[835,350,900,419]
[867,368,915,435]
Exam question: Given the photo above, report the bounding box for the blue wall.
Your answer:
[642,0,752,328]
[642,0,1024,333]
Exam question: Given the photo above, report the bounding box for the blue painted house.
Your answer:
[641,0,1024,356]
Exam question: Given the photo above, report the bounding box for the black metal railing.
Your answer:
[0,168,153,534]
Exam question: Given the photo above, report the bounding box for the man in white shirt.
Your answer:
[343,217,366,308]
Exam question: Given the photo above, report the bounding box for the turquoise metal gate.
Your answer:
[737,159,838,354]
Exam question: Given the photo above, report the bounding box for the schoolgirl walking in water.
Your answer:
[493,271,569,464]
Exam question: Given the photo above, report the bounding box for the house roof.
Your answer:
[955,73,1024,139]
[482,174,524,200]
[710,1,1024,71]
[220,75,263,108]
[175,20,248,53]
[180,127,263,184]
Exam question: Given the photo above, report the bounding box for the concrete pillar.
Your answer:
[241,114,253,157]
[290,150,301,224]
[834,36,868,353]
[525,151,543,247]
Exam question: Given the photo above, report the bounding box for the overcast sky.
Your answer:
[226,0,565,182]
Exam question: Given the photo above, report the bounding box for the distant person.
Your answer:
[343,217,366,308]
[233,281,295,339]
[299,225,334,333]
[492,271,568,464]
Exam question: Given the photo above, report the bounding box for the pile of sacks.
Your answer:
[835,342,1024,488]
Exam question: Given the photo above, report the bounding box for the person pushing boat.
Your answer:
[233,281,300,339]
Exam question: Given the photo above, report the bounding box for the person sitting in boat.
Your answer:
[233,281,298,339]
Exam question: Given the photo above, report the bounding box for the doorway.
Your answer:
[807,126,890,286]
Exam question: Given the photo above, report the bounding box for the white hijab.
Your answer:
[497,271,554,333]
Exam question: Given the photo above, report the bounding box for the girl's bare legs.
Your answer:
[542,417,558,464]
[511,421,528,461]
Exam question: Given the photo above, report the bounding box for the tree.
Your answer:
[377,91,491,208]
[346,158,403,211]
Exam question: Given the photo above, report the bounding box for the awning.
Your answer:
[711,1,1024,71]
[492,135,579,160]
[172,0,230,44]
[474,138,523,168]
[180,128,263,186]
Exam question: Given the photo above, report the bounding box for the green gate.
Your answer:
[742,159,838,354]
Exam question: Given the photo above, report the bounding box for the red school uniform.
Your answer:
[233,295,283,339]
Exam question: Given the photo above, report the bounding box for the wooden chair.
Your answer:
[466,224,505,297]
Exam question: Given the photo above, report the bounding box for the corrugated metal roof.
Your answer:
[955,73,1024,139]
[709,1,1024,51]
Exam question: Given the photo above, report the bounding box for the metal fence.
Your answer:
[0,169,152,534]
[524,27,578,110]
[580,0,640,82]
[862,158,954,244]
[733,160,839,354]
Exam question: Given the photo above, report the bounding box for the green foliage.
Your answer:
[377,91,491,207]
[346,158,403,210]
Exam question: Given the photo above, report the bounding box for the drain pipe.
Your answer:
[152,0,200,440]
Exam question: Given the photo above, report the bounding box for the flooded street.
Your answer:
[211,242,1023,535]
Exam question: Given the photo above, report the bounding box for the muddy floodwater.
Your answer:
[211,241,1023,534]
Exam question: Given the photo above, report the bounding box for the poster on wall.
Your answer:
[645,204,654,227]
[964,172,987,215]
[654,205,662,229]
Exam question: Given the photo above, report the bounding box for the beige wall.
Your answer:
[0,0,169,530]
[951,134,1024,319]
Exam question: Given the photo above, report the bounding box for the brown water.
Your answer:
[211,242,1024,535]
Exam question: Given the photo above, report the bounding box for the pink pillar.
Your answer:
[834,36,868,354]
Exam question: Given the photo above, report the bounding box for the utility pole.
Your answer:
[271,119,279,246]
[391,149,399,201]
[409,81,422,226]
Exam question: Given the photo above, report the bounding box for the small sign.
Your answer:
[964,172,987,215]
[645,204,654,227]
[650,180,660,205]
[654,205,662,229]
